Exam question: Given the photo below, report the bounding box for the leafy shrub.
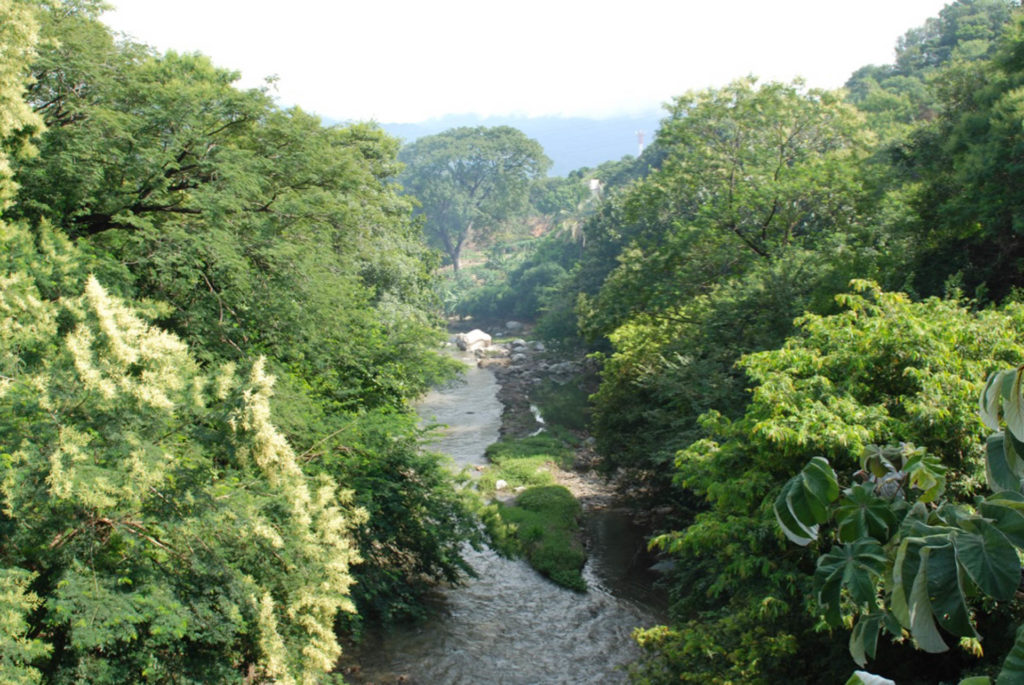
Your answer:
[634,282,1024,683]
[497,486,586,592]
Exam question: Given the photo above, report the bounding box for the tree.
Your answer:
[0,0,42,211]
[398,126,550,272]
[3,0,483,655]
[653,78,870,263]
[0,6,365,679]
[1,227,365,682]
[633,282,1024,683]
[564,79,876,499]
[777,363,1024,682]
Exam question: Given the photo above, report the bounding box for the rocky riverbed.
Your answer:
[462,328,620,511]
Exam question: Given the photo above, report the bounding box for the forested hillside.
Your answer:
[0,1,481,682]
[8,0,1024,682]
[441,0,1024,682]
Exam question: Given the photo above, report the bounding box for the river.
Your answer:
[342,351,664,684]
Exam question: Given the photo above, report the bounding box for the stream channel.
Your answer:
[343,351,666,684]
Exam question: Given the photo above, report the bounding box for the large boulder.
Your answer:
[455,329,492,351]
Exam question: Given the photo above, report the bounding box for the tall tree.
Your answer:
[4,0,482,652]
[568,79,876,493]
[398,126,549,272]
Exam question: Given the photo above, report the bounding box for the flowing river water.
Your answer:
[343,351,665,684]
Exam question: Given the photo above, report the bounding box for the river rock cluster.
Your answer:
[466,334,578,436]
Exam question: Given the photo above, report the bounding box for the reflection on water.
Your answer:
[342,351,663,684]
[417,352,503,469]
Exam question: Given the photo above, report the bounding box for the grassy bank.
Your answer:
[497,485,586,591]
[479,433,574,490]
[480,433,586,591]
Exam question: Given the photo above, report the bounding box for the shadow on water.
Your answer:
[341,351,666,684]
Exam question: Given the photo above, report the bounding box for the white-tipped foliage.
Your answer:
[1,248,363,682]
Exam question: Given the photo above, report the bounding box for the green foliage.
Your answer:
[10,3,452,409]
[539,78,884,508]
[845,0,1014,137]
[398,126,550,272]
[0,568,49,684]
[317,410,484,627]
[1,226,365,682]
[448,240,571,322]
[634,283,1024,683]
[0,2,485,679]
[494,486,586,592]
[589,245,885,500]
[0,0,43,208]
[776,364,1024,678]
[863,4,1024,302]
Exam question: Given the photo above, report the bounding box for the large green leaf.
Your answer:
[985,433,1024,493]
[774,477,818,546]
[996,623,1024,685]
[849,612,885,667]
[801,456,841,519]
[891,537,921,630]
[774,456,839,546]
[925,542,976,638]
[979,491,1024,548]
[1000,367,1024,442]
[815,538,886,626]
[981,369,1008,432]
[836,483,899,543]
[909,545,949,653]
[954,518,1020,600]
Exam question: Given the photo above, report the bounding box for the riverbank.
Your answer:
[475,335,618,511]
[335,339,663,684]
[474,330,669,613]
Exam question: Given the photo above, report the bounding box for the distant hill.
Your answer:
[374,112,665,177]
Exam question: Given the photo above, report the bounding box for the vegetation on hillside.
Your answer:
[438,1,1024,682]
[0,1,479,680]
[7,0,1024,682]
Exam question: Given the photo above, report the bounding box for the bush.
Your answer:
[497,486,586,592]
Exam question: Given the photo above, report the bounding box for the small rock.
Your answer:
[532,341,546,352]
[549,361,580,376]
[506,320,525,333]
[511,338,527,347]
[511,353,528,363]
[514,486,527,493]
[650,559,676,574]
[495,479,509,490]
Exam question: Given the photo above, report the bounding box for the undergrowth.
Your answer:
[479,434,586,591]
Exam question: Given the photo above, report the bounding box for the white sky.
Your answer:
[101,1,953,124]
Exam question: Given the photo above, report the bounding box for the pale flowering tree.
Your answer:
[2,225,367,682]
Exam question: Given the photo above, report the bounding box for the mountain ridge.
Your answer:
[355,112,665,176]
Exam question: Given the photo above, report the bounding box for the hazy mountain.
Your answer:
[373,112,665,176]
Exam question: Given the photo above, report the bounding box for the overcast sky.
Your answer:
[101,1,953,124]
